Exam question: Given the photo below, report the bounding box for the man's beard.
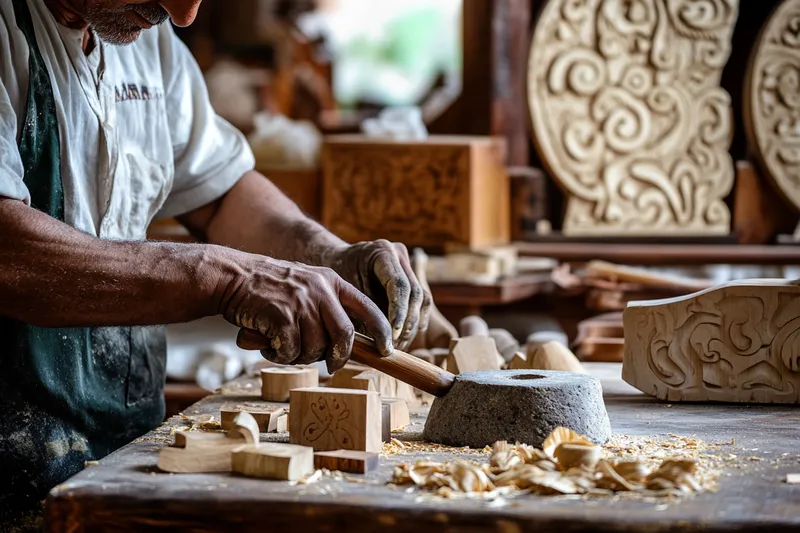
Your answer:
[84,2,169,45]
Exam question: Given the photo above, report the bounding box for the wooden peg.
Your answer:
[232,443,314,481]
[220,407,285,433]
[228,411,260,445]
[289,387,382,452]
[261,366,319,402]
[313,450,379,474]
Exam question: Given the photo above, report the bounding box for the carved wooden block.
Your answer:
[289,387,382,452]
[527,0,738,236]
[220,406,285,433]
[231,443,314,481]
[329,364,419,407]
[321,135,510,249]
[261,366,319,402]
[744,0,800,212]
[445,336,503,374]
[623,279,800,403]
[313,450,379,474]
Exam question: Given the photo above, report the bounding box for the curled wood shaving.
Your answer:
[392,428,707,500]
[542,427,592,457]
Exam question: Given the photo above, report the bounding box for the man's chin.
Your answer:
[94,27,143,46]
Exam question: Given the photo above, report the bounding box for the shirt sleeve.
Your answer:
[155,25,255,219]
[0,46,30,204]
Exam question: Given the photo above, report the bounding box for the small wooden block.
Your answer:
[313,450,379,474]
[228,411,260,445]
[261,366,319,402]
[446,336,503,374]
[509,351,528,370]
[157,431,245,474]
[328,363,373,390]
[289,387,382,452]
[275,413,289,433]
[381,403,391,442]
[381,398,410,431]
[221,407,285,433]
[231,443,314,481]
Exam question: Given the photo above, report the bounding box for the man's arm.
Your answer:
[0,198,392,371]
[177,171,432,350]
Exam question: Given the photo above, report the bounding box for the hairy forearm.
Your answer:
[0,199,222,327]
[198,171,347,266]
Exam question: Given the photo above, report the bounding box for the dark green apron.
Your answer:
[0,0,167,520]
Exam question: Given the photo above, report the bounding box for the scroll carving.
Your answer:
[744,0,800,211]
[622,280,800,403]
[527,0,738,235]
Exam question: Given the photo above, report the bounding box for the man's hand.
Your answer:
[214,253,394,372]
[322,240,432,351]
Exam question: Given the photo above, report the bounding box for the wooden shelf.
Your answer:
[429,272,554,306]
[516,242,800,265]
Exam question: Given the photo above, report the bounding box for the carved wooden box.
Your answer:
[321,135,510,249]
[622,279,800,404]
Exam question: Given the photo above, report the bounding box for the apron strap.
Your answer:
[13,0,65,220]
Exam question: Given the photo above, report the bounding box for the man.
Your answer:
[0,0,431,521]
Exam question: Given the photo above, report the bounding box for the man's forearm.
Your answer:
[0,199,222,327]
[196,171,347,266]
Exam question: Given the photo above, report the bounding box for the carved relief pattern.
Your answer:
[303,396,354,448]
[624,283,800,403]
[527,0,738,235]
[745,0,800,211]
[324,146,469,246]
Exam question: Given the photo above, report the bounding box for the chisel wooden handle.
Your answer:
[236,329,455,397]
[351,333,455,397]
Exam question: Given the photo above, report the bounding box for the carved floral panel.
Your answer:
[745,0,800,211]
[528,0,738,235]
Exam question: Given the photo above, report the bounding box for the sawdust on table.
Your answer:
[386,430,740,503]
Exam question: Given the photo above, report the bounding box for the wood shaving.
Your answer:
[382,438,490,456]
[391,428,723,500]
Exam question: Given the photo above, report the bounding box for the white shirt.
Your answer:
[0,0,255,240]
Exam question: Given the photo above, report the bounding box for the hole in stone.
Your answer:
[511,374,545,380]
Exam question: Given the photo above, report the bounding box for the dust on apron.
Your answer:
[0,0,167,520]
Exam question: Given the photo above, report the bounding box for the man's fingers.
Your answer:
[297,315,328,365]
[260,325,300,365]
[237,328,270,350]
[336,279,394,356]
[372,249,411,344]
[318,293,355,373]
[394,246,425,349]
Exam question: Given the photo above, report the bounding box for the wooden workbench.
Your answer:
[46,364,800,533]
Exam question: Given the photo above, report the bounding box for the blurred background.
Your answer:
[151,0,800,416]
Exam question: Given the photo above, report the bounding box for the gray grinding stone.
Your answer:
[423,370,611,448]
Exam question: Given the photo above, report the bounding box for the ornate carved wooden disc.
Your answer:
[527,0,739,236]
[744,0,800,212]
